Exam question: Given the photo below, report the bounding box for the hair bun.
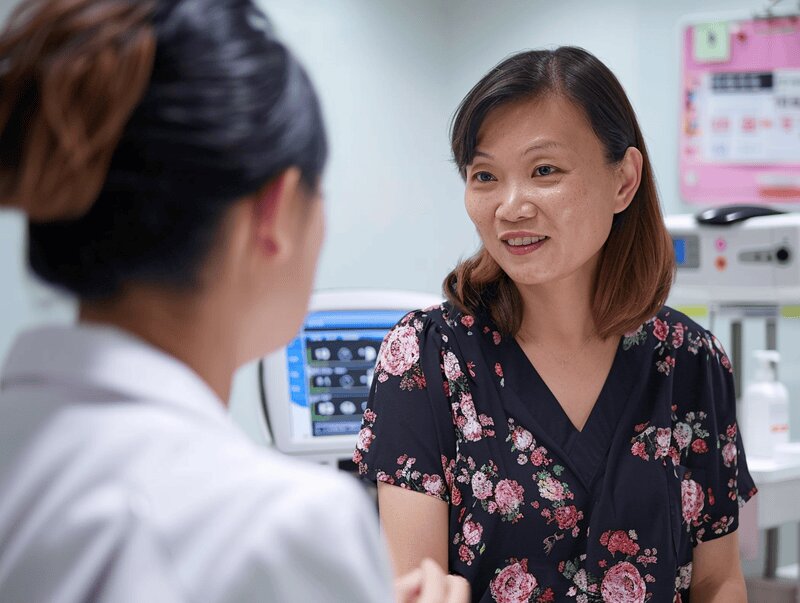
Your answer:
[0,0,156,221]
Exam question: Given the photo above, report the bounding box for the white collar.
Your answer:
[1,323,234,430]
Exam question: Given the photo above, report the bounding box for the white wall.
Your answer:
[260,0,475,297]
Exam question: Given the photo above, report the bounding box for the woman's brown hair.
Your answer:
[0,0,156,221]
[444,46,674,339]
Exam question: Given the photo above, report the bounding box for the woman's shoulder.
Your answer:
[394,300,473,333]
[622,305,732,376]
[623,306,715,347]
[388,301,497,356]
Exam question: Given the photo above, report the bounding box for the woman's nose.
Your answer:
[496,184,538,222]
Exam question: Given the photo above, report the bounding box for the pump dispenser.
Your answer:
[740,350,790,459]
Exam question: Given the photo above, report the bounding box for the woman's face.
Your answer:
[464,94,631,292]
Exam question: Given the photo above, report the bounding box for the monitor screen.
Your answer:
[285,309,408,437]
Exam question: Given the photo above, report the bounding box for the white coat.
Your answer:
[0,324,394,602]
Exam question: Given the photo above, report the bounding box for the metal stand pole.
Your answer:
[763,311,780,579]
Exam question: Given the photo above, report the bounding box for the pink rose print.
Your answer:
[512,427,533,451]
[460,315,475,328]
[495,362,504,377]
[493,331,502,345]
[454,392,492,442]
[675,562,692,591]
[490,560,538,603]
[459,544,475,564]
[422,474,444,497]
[443,351,463,381]
[600,561,646,603]
[653,318,669,342]
[472,471,494,500]
[722,442,737,467]
[656,355,675,374]
[555,505,581,530]
[380,325,419,376]
[530,448,547,466]
[463,420,483,442]
[463,518,483,546]
[460,391,477,416]
[681,479,705,525]
[356,426,374,452]
[691,439,708,453]
[631,441,648,460]
[671,324,685,348]
[601,530,640,556]
[673,423,692,450]
[655,428,671,458]
[537,475,566,502]
[494,479,525,516]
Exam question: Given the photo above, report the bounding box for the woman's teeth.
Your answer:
[507,236,547,246]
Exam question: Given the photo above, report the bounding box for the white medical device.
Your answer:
[259,289,442,467]
[665,208,800,304]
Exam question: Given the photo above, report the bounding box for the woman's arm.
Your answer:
[378,482,450,577]
[690,531,747,602]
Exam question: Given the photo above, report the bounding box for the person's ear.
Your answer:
[253,166,303,261]
[613,146,643,214]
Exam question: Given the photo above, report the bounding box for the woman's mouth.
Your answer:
[503,235,549,255]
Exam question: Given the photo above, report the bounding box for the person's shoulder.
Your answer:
[657,306,728,359]
[656,306,710,335]
[390,301,459,342]
[395,302,449,327]
[412,300,494,335]
[630,306,732,377]
[623,306,712,348]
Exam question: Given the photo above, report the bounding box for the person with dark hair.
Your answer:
[355,47,755,602]
[0,1,470,601]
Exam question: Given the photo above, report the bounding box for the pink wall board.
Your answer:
[681,16,800,205]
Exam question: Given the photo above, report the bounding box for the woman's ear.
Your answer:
[253,166,303,260]
[613,147,643,214]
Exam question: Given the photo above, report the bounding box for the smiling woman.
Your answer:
[446,47,673,340]
[354,47,756,603]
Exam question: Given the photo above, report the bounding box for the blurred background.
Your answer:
[1,0,799,589]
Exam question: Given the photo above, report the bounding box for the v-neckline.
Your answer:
[495,332,641,490]
[510,335,623,436]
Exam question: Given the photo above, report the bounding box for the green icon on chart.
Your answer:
[693,22,731,62]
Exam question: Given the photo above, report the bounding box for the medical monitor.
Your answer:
[260,290,441,463]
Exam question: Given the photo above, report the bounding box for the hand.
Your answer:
[394,558,470,603]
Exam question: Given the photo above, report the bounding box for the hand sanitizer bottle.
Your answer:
[741,350,790,459]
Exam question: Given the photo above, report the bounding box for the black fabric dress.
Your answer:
[354,302,756,603]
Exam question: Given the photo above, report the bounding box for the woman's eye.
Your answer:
[534,165,556,177]
[474,171,496,183]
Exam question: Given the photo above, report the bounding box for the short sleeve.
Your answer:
[678,331,757,545]
[353,310,457,503]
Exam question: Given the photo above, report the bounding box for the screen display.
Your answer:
[674,238,687,266]
[286,310,407,437]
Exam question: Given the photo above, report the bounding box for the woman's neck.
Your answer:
[514,273,599,348]
[79,286,239,404]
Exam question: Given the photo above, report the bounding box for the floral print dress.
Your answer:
[354,303,756,603]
